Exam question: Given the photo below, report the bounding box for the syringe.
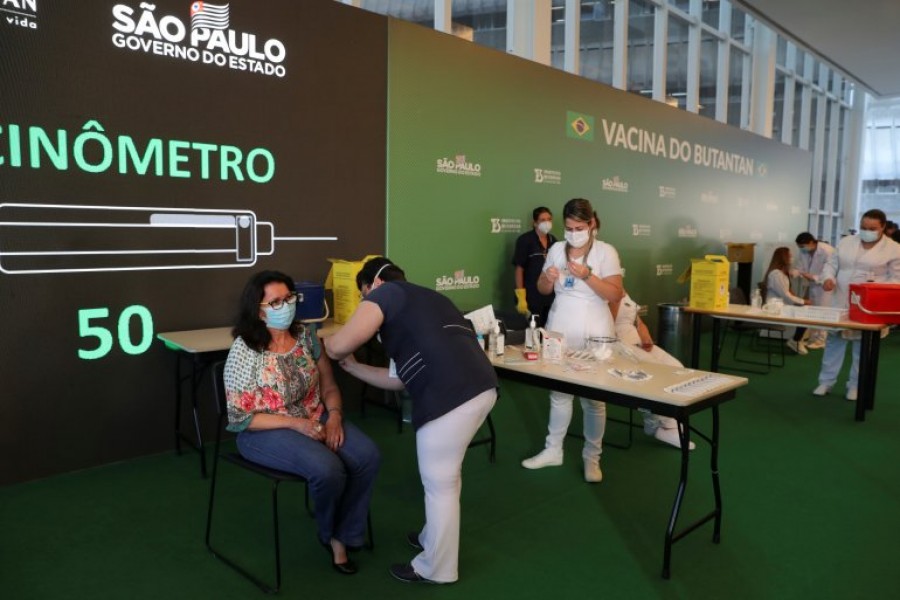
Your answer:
[0,202,336,275]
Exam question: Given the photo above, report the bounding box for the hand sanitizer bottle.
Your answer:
[493,322,504,357]
[751,288,762,309]
[526,314,538,349]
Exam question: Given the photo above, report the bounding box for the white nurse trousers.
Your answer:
[410,388,497,583]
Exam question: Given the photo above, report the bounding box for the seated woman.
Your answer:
[764,247,810,355]
[224,270,380,575]
[611,292,694,450]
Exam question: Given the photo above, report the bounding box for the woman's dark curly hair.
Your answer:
[232,270,300,352]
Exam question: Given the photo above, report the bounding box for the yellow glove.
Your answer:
[514,288,529,316]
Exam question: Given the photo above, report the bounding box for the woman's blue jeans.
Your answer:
[236,417,380,547]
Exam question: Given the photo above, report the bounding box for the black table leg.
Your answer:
[711,405,722,543]
[856,330,882,421]
[711,319,722,373]
[174,354,183,454]
[662,415,691,579]
[690,313,702,369]
[190,355,207,478]
[865,331,881,412]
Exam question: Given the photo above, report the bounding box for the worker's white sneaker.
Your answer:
[846,388,858,402]
[812,384,831,396]
[654,427,697,451]
[521,448,563,469]
[786,340,808,355]
[583,459,603,483]
[805,340,825,350]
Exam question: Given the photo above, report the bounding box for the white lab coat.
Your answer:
[793,241,835,307]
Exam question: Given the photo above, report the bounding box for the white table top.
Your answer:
[684,304,886,332]
[157,319,340,353]
[492,346,747,408]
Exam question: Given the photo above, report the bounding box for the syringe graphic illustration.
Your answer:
[0,203,337,275]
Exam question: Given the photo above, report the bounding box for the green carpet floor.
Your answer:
[3,333,898,599]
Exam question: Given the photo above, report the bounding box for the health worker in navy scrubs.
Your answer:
[324,257,497,585]
[512,206,557,325]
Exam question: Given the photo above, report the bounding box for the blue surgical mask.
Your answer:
[799,246,812,254]
[859,230,880,243]
[264,303,296,330]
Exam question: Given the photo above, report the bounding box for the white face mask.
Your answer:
[565,229,591,248]
[537,221,552,235]
[859,230,880,243]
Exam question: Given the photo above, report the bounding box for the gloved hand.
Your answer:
[515,288,529,316]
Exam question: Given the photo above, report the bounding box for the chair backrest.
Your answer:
[729,286,748,305]
[210,361,231,451]
[211,361,228,419]
[757,281,769,303]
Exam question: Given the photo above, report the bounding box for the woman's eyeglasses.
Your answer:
[259,293,299,310]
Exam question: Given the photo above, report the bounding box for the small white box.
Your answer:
[782,306,849,322]
[541,331,566,362]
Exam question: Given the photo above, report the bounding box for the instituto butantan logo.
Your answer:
[435,269,480,291]
[656,264,673,276]
[490,218,522,234]
[602,176,629,193]
[436,154,482,176]
[678,225,698,238]
[659,186,676,199]
[111,2,287,78]
[2,0,38,30]
[534,168,561,184]
[701,191,719,204]
[632,224,651,236]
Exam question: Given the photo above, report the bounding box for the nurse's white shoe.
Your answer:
[583,459,603,483]
[521,448,563,469]
[653,427,696,450]
[812,384,831,396]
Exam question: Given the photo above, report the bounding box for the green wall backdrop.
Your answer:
[386,21,812,330]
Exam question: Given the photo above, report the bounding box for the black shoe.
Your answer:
[321,541,358,575]
[389,562,434,584]
[406,531,423,551]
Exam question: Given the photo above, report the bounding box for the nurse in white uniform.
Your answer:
[521,198,624,483]
[814,209,900,401]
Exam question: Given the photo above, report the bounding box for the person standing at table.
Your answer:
[224,270,381,575]
[611,292,695,450]
[512,206,557,326]
[814,209,900,401]
[794,232,835,349]
[324,258,497,585]
[521,198,624,483]
[765,246,812,355]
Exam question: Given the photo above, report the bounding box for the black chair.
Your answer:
[717,286,786,374]
[205,361,373,593]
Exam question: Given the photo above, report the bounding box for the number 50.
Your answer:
[78,305,155,360]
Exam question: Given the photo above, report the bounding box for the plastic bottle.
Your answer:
[493,322,504,357]
[525,314,538,349]
[750,288,762,309]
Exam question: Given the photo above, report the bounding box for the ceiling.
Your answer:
[359,0,900,98]
[736,0,900,98]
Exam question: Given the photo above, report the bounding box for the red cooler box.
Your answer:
[848,283,900,324]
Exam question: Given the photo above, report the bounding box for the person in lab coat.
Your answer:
[793,232,835,349]
[814,209,900,401]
